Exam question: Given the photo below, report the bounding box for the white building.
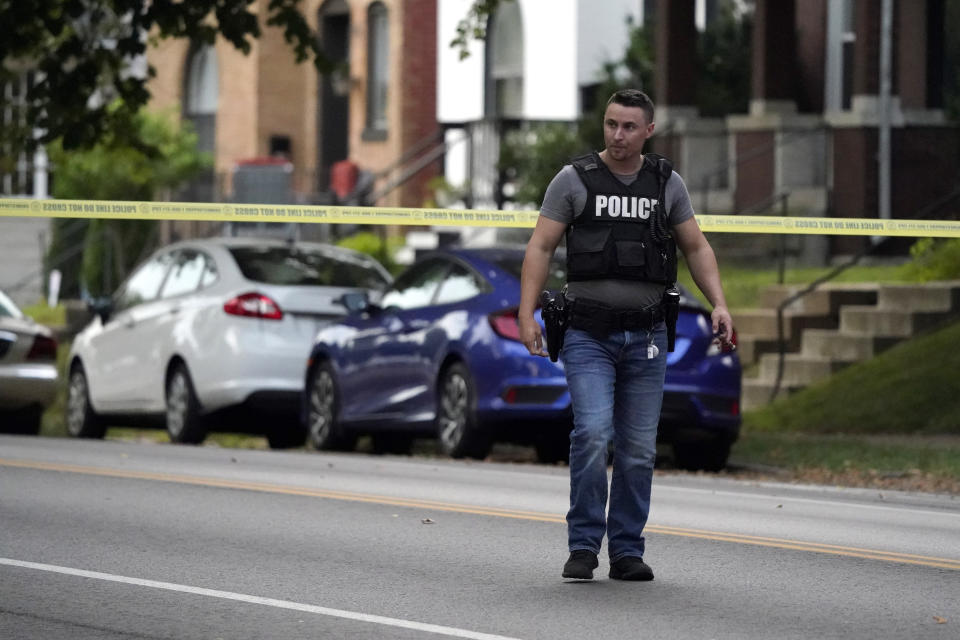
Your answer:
[437,0,643,210]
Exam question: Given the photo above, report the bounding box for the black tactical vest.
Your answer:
[566,151,678,284]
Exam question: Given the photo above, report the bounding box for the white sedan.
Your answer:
[66,237,391,448]
[0,290,58,434]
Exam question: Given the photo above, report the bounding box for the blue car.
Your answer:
[303,247,741,469]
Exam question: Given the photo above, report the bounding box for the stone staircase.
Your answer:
[739,280,960,410]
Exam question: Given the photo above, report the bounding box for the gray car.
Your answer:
[0,290,58,434]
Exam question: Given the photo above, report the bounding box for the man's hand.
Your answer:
[711,305,736,351]
[518,313,548,357]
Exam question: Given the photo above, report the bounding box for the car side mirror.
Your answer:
[87,297,113,324]
[339,291,374,314]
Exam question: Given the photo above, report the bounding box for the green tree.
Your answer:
[697,0,752,117]
[450,0,512,60]
[45,105,209,297]
[1,0,504,157]
[1,0,337,157]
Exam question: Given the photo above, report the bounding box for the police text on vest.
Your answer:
[594,195,657,219]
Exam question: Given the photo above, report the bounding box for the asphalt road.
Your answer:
[1,436,958,640]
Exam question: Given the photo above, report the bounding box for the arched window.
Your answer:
[365,2,389,136]
[485,1,524,118]
[184,44,219,153]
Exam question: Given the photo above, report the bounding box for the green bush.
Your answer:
[902,238,960,282]
[46,104,209,298]
[336,231,405,276]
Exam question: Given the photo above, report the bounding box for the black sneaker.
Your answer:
[609,556,654,581]
[562,550,599,580]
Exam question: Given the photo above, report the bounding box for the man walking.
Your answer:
[518,89,734,581]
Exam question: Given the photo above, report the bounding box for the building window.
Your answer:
[485,1,524,119]
[365,2,389,138]
[184,44,219,154]
[183,44,219,201]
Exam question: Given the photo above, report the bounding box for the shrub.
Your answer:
[903,238,960,282]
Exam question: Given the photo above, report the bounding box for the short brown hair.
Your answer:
[607,89,655,124]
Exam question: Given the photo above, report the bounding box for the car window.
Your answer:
[114,253,173,312]
[200,255,219,288]
[379,260,450,311]
[229,246,389,290]
[435,263,483,305]
[160,251,207,299]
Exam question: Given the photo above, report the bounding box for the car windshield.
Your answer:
[229,246,389,290]
[0,290,23,318]
[488,254,567,291]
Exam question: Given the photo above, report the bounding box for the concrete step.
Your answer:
[756,352,851,387]
[876,281,960,312]
[800,329,901,360]
[741,280,960,412]
[734,308,838,341]
[838,306,959,337]
[759,283,879,314]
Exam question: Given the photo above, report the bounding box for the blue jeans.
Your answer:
[561,325,667,561]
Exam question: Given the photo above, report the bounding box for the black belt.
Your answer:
[568,297,664,335]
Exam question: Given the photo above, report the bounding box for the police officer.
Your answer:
[518,89,734,581]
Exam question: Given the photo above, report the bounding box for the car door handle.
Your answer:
[169,307,181,315]
[405,320,430,331]
[123,318,135,329]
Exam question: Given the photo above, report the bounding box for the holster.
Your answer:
[539,290,568,362]
[663,285,680,352]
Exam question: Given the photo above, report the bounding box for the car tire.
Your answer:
[306,362,356,451]
[165,363,208,445]
[436,362,491,460]
[673,439,731,472]
[267,419,307,450]
[371,433,414,455]
[66,365,106,439]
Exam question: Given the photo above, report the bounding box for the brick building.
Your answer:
[652,0,959,256]
[438,0,959,260]
[146,0,439,217]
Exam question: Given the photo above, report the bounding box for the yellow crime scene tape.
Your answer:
[3,198,960,237]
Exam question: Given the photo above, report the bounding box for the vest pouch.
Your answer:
[567,225,611,276]
[614,241,646,269]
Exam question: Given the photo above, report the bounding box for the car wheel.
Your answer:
[165,363,207,445]
[673,439,732,472]
[267,419,307,449]
[371,433,414,455]
[66,365,106,439]
[436,362,490,460]
[306,362,356,451]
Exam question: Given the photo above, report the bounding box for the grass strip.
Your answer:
[744,320,960,435]
[730,431,960,493]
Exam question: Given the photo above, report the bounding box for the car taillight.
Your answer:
[223,292,284,320]
[489,308,522,342]
[27,334,58,361]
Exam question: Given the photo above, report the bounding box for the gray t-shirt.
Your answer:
[540,161,695,309]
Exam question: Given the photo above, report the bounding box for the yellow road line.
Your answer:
[3,458,959,570]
